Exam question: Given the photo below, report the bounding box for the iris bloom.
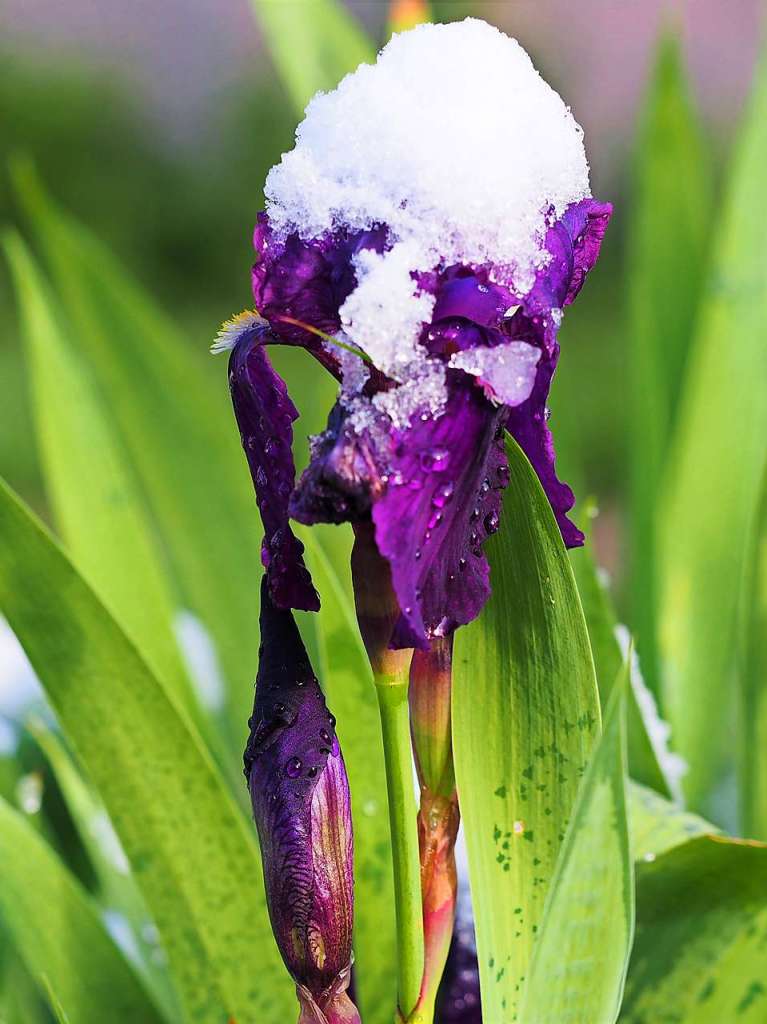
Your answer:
[220,196,609,649]
[244,579,358,1024]
[218,20,610,651]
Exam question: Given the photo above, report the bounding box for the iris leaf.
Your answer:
[627,31,712,699]
[250,0,375,117]
[3,231,198,723]
[0,794,165,1024]
[11,162,263,751]
[0,477,294,1022]
[741,461,767,839]
[620,836,767,1023]
[628,780,717,863]
[452,436,601,1023]
[297,526,397,1024]
[571,536,674,798]
[657,48,767,808]
[520,668,633,1024]
[26,718,178,1018]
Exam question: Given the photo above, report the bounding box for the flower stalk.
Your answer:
[409,639,460,1022]
[351,525,424,1020]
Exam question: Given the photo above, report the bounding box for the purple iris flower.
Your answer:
[245,579,358,1024]
[220,198,609,650]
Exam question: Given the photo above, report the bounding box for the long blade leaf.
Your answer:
[4,232,196,719]
[251,0,375,116]
[452,436,601,1023]
[520,670,633,1024]
[620,836,767,1022]
[658,48,767,808]
[298,526,396,1024]
[0,794,165,1024]
[12,163,264,742]
[0,477,293,1022]
[627,32,712,698]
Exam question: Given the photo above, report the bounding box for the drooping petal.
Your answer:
[228,322,319,611]
[290,400,390,526]
[246,579,356,1014]
[372,376,509,649]
[505,344,584,548]
[253,216,387,367]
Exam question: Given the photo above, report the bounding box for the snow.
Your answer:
[264,18,591,423]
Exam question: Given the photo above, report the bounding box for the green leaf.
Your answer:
[12,162,264,744]
[628,780,717,863]
[570,532,673,798]
[658,48,767,808]
[297,526,396,1024]
[251,0,375,117]
[627,31,712,698]
[452,436,601,1023]
[741,461,767,839]
[0,477,293,1022]
[520,670,633,1024]
[620,836,767,1022]
[26,718,179,1019]
[0,794,165,1024]
[3,231,196,720]
[40,975,73,1024]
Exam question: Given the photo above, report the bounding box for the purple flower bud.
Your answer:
[245,579,359,1024]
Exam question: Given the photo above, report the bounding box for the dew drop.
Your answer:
[459,558,467,572]
[432,481,455,508]
[319,728,331,743]
[427,511,443,530]
[419,447,450,473]
[484,511,500,534]
[497,464,510,483]
[480,477,491,495]
[470,507,480,522]
[328,713,336,728]
[307,766,319,778]
[415,548,422,560]
[285,757,302,778]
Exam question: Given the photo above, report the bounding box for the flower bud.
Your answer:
[245,579,359,1024]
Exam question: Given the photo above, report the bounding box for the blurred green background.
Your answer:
[0,0,759,594]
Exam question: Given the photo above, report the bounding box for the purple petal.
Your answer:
[372,376,509,649]
[228,326,319,611]
[253,216,387,369]
[246,579,354,1000]
[505,345,584,548]
[290,400,390,526]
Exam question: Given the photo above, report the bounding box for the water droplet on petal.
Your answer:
[484,511,500,534]
[319,728,331,743]
[497,464,510,483]
[480,477,491,495]
[285,757,302,778]
[432,481,455,508]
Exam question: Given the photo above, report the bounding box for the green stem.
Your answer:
[376,673,425,1019]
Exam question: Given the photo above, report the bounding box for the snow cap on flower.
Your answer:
[245,579,358,1024]
[224,18,611,649]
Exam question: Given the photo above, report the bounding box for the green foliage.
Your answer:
[520,672,633,1024]
[658,49,767,809]
[0,794,164,1023]
[741,463,767,839]
[626,32,712,697]
[1,12,767,1024]
[251,0,375,116]
[453,437,601,1023]
[0,478,293,1022]
[298,529,398,1023]
[570,531,672,797]
[621,836,767,1023]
